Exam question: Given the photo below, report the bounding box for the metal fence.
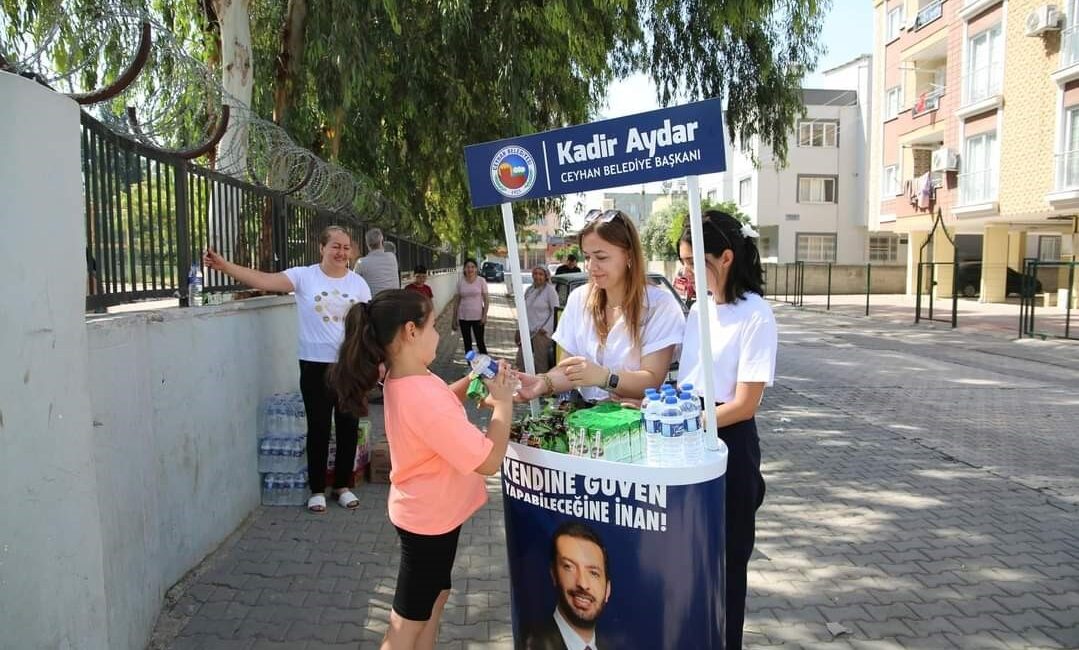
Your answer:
[82,111,454,311]
[766,262,879,316]
[1020,259,1077,341]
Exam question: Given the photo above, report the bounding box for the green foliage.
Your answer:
[5,0,828,252]
[642,198,749,260]
[554,245,582,262]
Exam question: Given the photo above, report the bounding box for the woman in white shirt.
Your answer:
[515,266,560,373]
[203,226,372,513]
[517,210,685,402]
[676,210,777,650]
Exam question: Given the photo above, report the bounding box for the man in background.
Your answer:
[554,254,580,275]
[354,228,400,295]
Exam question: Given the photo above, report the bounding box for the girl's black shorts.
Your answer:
[392,524,463,621]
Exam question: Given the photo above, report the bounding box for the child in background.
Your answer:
[329,290,514,650]
[406,265,434,299]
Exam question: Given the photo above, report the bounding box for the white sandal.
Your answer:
[307,494,327,513]
[335,490,359,509]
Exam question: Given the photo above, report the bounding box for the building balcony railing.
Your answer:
[911,90,943,118]
[914,0,944,30]
[964,64,1002,105]
[1056,150,1079,190]
[958,168,997,205]
[1063,25,1079,69]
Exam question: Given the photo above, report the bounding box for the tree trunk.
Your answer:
[273,0,307,126]
[212,0,253,176]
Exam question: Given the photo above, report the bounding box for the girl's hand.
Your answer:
[557,356,608,388]
[514,372,547,401]
[481,315,488,325]
[203,248,228,272]
[618,397,643,409]
[483,362,515,404]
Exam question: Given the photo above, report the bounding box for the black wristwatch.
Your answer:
[606,372,620,390]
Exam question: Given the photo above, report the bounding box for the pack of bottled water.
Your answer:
[261,392,308,437]
[261,471,308,506]
[257,436,307,473]
[642,384,704,467]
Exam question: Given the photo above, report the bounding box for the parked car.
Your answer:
[955,262,1043,298]
[481,261,505,282]
[543,272,689,373]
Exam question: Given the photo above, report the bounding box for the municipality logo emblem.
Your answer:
[490,146,537,198]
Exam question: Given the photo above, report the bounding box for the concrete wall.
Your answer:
[764,262,907,295]
[86,297,299,649]
[0,73,111,649]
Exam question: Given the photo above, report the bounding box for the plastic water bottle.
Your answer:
[187,263,204,306]
[465,351,521,392]
[679,392,703,465]
[658,397,686,467]
[641,390,661,465]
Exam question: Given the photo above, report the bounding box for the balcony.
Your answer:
[911,90,943,118]
[914,0,944,30]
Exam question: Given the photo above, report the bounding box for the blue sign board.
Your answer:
[464,98,726,208]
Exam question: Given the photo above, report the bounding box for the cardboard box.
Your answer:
[369,441,392,484]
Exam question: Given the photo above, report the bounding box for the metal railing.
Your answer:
[1020,259,1077,341]
[911,90,943,118]
[963,63,1002,105]
[83,112,454,310]
[1055,150,1079,190]
[915,0,943,30]
[1063,25,1079,68]
[765,262,879,316]
[958,168,997,206]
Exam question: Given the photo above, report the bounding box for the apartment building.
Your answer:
[869,0,1079,302]
[701,56,901,265]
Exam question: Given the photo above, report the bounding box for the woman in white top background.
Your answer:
[517,209,684,402]
[676,210,777,650]
[203,226,372,513]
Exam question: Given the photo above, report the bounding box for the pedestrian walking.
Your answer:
[452,258,489,354]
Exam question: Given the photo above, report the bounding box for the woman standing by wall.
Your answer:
[452,258,489,355]
[515,265,560,373]
[203,226,371,513]
[676,210,777,650]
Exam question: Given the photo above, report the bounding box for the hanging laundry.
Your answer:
[917,172,933,209]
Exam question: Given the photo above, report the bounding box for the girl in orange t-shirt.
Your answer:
[330,290,514,650]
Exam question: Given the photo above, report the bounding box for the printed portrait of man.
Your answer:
[521,521,612,650]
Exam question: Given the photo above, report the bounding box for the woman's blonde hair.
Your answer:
[579,210,648,349]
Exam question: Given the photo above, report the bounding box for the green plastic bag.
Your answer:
[466,375,488,401]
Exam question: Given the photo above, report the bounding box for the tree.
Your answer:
[642,199,749,260]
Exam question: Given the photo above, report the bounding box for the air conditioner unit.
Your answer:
[1025,5,1061,36]
[931,148,959,172]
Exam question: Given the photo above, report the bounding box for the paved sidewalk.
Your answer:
[156,287,1079,649]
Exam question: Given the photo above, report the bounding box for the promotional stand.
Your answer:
[464,98,730,648]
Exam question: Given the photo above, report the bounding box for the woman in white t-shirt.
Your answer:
[676,210,777,650]
[517,209,685,402]
[203,226,372,513]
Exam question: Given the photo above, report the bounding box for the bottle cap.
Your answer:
[680,383,694,391]
[465,351,476,361]
[665,396,678,404]
[679,392,693,400]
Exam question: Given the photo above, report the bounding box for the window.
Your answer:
[960,132,998,205]
[965,24,1003,104]
[886,6,904,42]
[798,120,838,147]
[1059,106,1079,189]
[882,165,900,197]
[869,235,900,262]
[706,189,718,202]
[738,178,752,205]
[1038,235,1062,261]
[884,87,903,120]
[1065,0,1079,67]
[796,233,837,262]
[798,176,838,203]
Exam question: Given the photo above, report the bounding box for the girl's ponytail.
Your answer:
[330,290,432,416]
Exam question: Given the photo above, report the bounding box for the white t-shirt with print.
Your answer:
[552,284,686,402]
[677,292,777,404]
[283,264,372,362]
